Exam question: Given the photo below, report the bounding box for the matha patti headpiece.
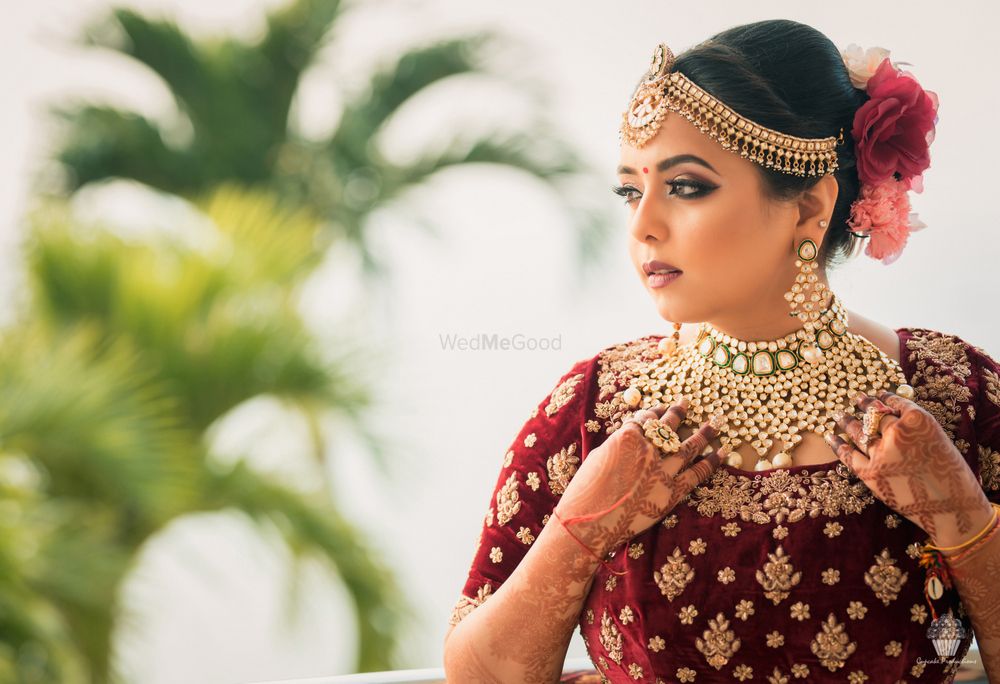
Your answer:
[620,43,842,177]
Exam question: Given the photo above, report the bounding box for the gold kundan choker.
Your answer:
[621,291,910,471]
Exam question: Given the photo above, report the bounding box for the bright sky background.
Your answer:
[1,1,997,682]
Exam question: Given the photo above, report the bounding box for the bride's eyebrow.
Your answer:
[617,154,719,175]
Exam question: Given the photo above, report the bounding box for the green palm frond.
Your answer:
[330,35,492,163]
[53,3,611,270]
[50,105,199,195]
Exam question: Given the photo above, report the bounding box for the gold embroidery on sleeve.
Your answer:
[903,330,973,440]
[525,471,541,491]
[766,631,784,648]
[546,442,580,494]
[810,613,857,672]
[979,445,1000,491]
[756,545,802,605]
[864,548,908,605]
[654,546,696,601]
[594,337,664,434]
[695,611,741,670]
[983,366,1000,409]
[496,472,521,526]
[599,609,624,664]
[449,582,493,626]
[546,372,585,417]
[524,433,537,447]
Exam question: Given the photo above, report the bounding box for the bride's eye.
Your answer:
[667,179,714,198]
[611,179,715,205]
[611,184,641,205]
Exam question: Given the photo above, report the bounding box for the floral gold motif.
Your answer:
[863,548,908,606]
[546,442,581,495]
[599,609,624,665]
[653,546,695,601]
[495,472,521,526]
[810,613,857,672]
[695,611,741,670]
[756,545,802,605]
[545,373,586,417]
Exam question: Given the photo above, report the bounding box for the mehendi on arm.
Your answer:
[942,524,1000,681]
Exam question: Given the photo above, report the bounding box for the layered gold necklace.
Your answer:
[623,291,908,470]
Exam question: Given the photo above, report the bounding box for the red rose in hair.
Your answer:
[852,58,938,187]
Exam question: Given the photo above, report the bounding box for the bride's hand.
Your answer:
[826,389,994,548]
[553,397,724,560]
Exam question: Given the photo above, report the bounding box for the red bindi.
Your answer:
[642,167,649,174]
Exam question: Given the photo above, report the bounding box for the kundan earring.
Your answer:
[783,223,835,365]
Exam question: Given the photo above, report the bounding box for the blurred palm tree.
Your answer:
[0,187,409,683]
[52,0,609,272]
[21,0,611,680]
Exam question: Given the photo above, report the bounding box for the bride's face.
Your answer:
[616,113,805,327]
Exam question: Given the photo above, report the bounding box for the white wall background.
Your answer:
[1,1,997,682]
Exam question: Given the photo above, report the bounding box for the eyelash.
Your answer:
[611,180,713,204]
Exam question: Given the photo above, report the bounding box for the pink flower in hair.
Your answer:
[847,176,914,265]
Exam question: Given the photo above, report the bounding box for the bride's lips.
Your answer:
[643,260,682,288]
[648,271,682,288]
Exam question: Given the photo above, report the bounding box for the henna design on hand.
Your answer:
[447,399,723,683]
[827,391,993,546]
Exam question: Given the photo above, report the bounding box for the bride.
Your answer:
[443,19,1000,684]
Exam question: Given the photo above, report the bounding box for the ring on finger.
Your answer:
[861,405,892,441]
[642,418,682,459]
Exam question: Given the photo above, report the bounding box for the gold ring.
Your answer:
[859,406,892,446]
[642,418,682,458]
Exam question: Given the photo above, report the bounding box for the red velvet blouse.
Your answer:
[450,327,1000,683]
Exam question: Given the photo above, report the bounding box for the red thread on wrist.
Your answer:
[551,472,646,577]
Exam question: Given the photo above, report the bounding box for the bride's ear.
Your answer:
[795,174,839,233]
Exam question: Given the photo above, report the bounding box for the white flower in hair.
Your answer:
[840,43,892,89]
